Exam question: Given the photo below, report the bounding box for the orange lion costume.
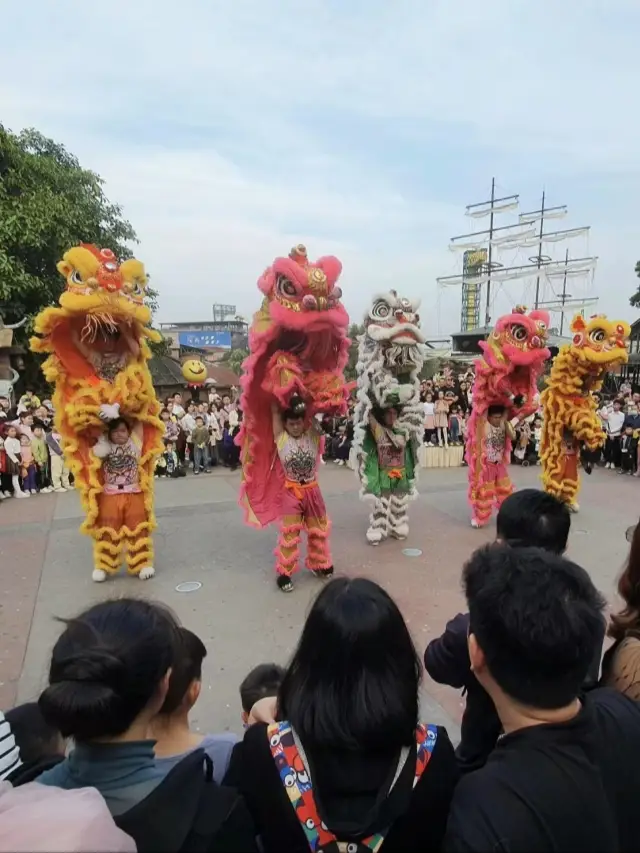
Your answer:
[31,244,164,582]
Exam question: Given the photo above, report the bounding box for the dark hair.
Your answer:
[487,405,505,417]
[282,394,306,423]
[463,544,606,709]
[195,415,204,423]
[610,518,640,641]
[240,663,285,713]
[39,599,179,741]
[278,578,420,750]
[5,703,64,764]
[497,489,570,554]
[107,417,130,438]
[160,628,207,715]
[371,405,399,425]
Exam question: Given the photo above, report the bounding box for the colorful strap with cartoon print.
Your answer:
[267,721,438,853]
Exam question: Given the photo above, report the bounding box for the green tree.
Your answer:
[345,323,364,381]
[631,261,640,308]
[223,348,250,375]
[0,125,137,331]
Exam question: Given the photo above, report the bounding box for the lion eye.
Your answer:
[511,324,527,342]
[371,300,390,319]
[590,329,606,343]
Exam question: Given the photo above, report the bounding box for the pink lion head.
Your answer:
[257,244,349,334]
[480,306,551,368]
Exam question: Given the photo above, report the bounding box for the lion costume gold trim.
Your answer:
[540,314,630,509]
[31,244,164,579]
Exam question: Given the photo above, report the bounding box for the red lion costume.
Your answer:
[237,245,349,578]
[466,306,550,527]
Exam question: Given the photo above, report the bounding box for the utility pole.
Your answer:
[559,248,569,336]
[485,178,496,327]
[534,189,546,309]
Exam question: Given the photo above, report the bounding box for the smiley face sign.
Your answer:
[182,359,207,386]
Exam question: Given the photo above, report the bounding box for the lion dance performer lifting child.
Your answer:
[237,245,350,593]
[353,292,426,545]
[31,244,164,582]
[466,306,551,528]
[540,314,630,512]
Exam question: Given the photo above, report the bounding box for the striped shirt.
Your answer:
[0,712,21,780]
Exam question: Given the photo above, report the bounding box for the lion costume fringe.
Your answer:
[540,314,630,510]
[352,291,426,544]
[236,244,350,583]
[466,307,550,527]
[31,244,163,581]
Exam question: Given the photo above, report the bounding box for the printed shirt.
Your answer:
[370,419,406,470]
[276,429,319,483]
[103,436,142,495]
[485,423,506,464]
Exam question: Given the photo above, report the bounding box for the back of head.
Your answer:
[39,598,179,741]
[463,544,606,709]
[240,663,285,714]
[497,488,570,554]
[4,703,63,765]
[279,577,420,751]
[159,628,207,716]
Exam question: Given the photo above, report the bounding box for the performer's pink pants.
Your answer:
[275,480,332,576]
[471,461,513,526]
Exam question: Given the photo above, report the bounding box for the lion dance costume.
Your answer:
[353,292,426,544]
[540,314,630,511]
[237,244,349,579]
[31,244,163,582]
[466,307,551,527]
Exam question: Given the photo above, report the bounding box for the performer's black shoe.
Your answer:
[277,574,294,593]
[312,567,334,580]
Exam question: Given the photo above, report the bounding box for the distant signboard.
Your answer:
[179,331,232,350]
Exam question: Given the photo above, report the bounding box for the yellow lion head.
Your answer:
[32,244,160,382]
[569,314,630,367]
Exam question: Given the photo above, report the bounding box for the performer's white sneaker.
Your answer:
[92,569,107,583]
[568,503,580,514]
[138,566,155,580]
[471,518,481,528]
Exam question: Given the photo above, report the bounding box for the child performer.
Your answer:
[364,406,415,545]
[272,395,333,593]
[91,417,155,582]
[470,405,517,529]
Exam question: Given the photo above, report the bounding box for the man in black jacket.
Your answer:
[425,489,605,773]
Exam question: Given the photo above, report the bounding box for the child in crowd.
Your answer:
[4,426,28,497]
[434,390,450,447]
[190,415,210,474]
[151,628,238,785]
[19,433,38,495]
[239,663,285,727]
[449,405,462,445]
[46,428,71,492]
[423,392,436,444]
[620,425,637,475]
[31,422,53,493]
[162,440,185,478]
[160,408,180,443]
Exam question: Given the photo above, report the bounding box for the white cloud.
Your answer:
[1,0,638,336]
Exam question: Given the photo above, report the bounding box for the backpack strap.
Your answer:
[267,722,439,853]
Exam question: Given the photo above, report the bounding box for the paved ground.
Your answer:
[0,463,636,741]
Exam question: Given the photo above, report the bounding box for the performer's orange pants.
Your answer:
[275,480,332,577]
[471,461,513,527]
[546,452,579,506]
[93,491,153,575]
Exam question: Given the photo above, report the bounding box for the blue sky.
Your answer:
[2,0,638,335]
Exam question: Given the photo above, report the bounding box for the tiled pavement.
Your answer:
[0,463,635,738]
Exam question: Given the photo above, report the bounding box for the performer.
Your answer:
[272,396,332,592]
[31,244,164,581]
[466,307,550,528]
[361,406,415,543]
[353,292,426,545]
[237,244,349,591]
[541,314,630,512]
[92,416,154,579]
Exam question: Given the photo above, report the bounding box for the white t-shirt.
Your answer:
[607,411,625,436]
[423,402,435,416]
